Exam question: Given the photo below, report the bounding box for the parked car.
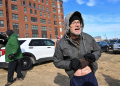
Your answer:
[113,39,120,54]
[108,40,117,49]
[0,38,55,70]
[97,41,109,52]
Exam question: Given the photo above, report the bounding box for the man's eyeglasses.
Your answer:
[71,21,80,26]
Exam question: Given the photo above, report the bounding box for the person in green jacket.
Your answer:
[5,30,23,86]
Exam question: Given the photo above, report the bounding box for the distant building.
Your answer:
[94,36,102,41]
[0,0,65,39]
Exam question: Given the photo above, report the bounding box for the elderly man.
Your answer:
[53,11,101,86]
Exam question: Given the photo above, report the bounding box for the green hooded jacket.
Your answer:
[5,33,23,62]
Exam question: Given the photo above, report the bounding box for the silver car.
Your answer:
[113,39,120,54]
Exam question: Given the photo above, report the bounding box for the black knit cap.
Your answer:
[69,11,82,26]
[6,30,14,37]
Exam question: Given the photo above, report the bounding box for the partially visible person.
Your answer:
[5,30,23,86]
[55,36,61,47]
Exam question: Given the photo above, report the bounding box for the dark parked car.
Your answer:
[97,41,109,52]
[108,40,117,49]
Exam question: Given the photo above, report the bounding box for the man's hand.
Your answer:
[84,53,96,63]
[8,53,15,60]
[70,58,82,71]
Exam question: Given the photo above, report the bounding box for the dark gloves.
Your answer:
[70,58,82,71]
[8,53,16,60]
[84,53,96,63]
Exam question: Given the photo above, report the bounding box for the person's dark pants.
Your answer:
[8,60,23,82]
[70,72,98,86]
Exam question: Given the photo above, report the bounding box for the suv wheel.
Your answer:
[106,47,109,52]
[19,56,33,70]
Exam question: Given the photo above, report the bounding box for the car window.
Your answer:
[19,40,26,45]
[42,39,55,46]
[29,39,43,46]
[116,39,120,43]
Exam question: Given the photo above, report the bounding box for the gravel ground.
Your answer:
[0,50,120,86]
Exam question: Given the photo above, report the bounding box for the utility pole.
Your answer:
[114,26,116,38]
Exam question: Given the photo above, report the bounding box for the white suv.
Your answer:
[0,38,55,70]
[113,39,120,54]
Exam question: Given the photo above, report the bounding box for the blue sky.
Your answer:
[62,0,120,39]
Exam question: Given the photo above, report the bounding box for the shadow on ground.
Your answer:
[54,73,70,86]
[103,74,120,86]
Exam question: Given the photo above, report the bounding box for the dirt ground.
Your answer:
[0,50,120,86]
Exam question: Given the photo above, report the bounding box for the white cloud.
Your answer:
[82,14,120,33]
[107,0,120,3]
[86,0,96,6]
[76,0,85,4]
[62,0,69,2]
[76,0,96,6]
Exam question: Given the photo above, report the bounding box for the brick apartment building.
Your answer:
[0,0,65,39]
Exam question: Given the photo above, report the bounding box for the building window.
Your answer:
[0,10,3,17]
[25,16,27,21]
[32,34,39,38]
[63,28,64,31]
[29,1,31,6]
[53,8,56,13]
[7,21,9,28]
[35,10,37,15]
[0,0,2,6]
[54,21,57,25]
[42,34,47,38]
[40,11,42,16]
[33,3,36,8]
[26,33,29,38]
[48,20,50,24]
[42,0,44,3]
[11,4,17,11]
[61,9,63,13]
[30,9,32,14]
[38,0,40,2]
[31,17,37,22]
[16,34,19,38]
[60,28,62,32]
[46,0,48,5]
[12,14,18,20]
[0,20,4,27]
[52,2,55,7]
[47,7,49,11]
[60,35,62,38]
[42,6,44,10]
[43,12,45,17]
[6,12,8,18]
[49,27,51,31]
[11,0,17,2]
[39,5,41,9]
[50,34,51,39]
[32,25,38,30]
[24,7,27,13]
[41,26,47,31]
[59,15,61,19]
[40,19,46,24]
[58,3,60,8]
[25,24,28,29]
[48,13,50,18]
[58,9,60,13]
[61,4,62,8]
[53,15,56,19]
[59,22,61,26]
[23,0,25,5]
[62,15,63,19]
[62,22,64,26]
[13,23,19,29]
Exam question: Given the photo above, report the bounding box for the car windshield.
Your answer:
[108,40,117,43]
[116,39,120,43]
[97,42,100,45]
